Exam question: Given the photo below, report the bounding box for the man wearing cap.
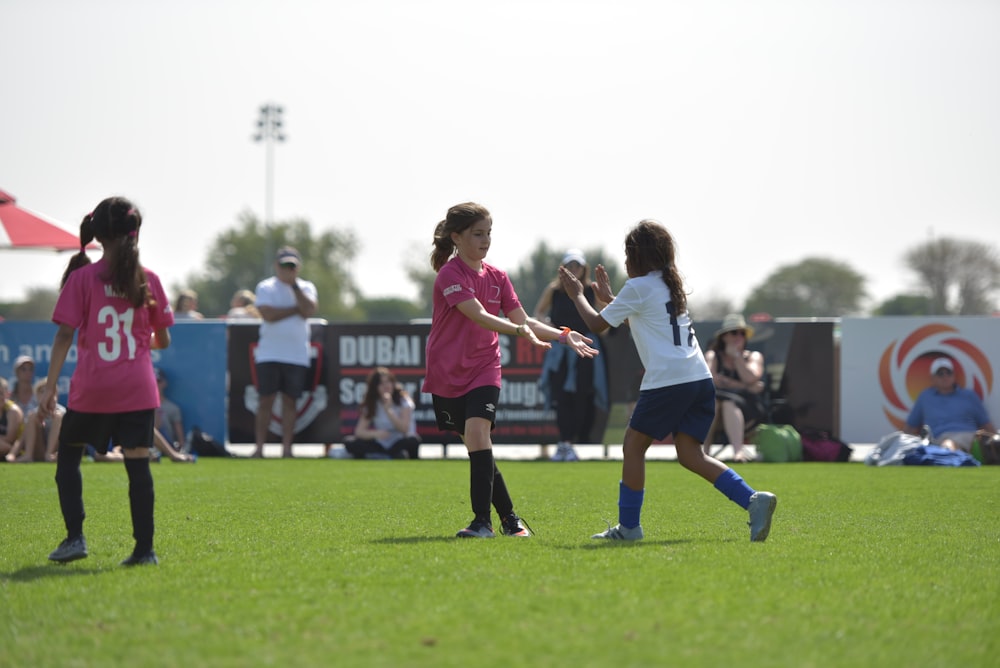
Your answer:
[251,246,318,458]
[904,357,995,452]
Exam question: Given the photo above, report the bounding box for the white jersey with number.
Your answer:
[599,271,711,391]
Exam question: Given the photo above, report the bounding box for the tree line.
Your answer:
[2,211,997,322]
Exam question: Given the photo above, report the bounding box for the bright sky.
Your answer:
[2,0,998,313]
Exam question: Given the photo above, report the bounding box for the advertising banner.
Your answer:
[0,320,227,441]
[227,321,337,444]
[840,317,999,443]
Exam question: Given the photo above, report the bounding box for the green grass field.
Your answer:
[1,459,997,667]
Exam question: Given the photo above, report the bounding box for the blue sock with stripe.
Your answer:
[713,468,754,510]
[618,481,644,529]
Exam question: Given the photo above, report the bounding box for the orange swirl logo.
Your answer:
[879,323,993,430]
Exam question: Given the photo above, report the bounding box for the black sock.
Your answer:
[468,450,495,523]
[124,457,155,554]
[55,445,86,538]
[491,461,514,518]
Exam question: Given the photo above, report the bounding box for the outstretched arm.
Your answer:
[559,266,611,335]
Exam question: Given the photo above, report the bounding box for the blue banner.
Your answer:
[0,320,227,442]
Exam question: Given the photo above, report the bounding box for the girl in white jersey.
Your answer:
[39,196,174,566]
[559,219,777,542]
[423,202,599,538]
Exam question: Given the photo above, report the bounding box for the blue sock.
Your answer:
[713,468,755,510]
[618,481,644,529]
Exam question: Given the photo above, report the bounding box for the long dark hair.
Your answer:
[625,219,688,314]
[361,367,407,420]
[430,202,491,272]
[61,196,150,308]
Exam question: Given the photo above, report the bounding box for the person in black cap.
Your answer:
[251,246,318,458]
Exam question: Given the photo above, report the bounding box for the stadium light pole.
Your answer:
[253,103,286,273]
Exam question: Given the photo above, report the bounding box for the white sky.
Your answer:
[2,0,998,312]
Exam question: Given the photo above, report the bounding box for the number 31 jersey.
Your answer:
[52,258,175,413]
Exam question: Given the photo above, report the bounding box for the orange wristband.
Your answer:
[559,327,571,344]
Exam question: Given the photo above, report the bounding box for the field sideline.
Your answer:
[1,459,995,667]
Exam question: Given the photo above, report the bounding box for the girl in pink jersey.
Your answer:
[559,220,777,542]
[423,202,599,538]
[39,196,174,566]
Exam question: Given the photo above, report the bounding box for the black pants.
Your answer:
[345,436,420,459]
[552,356,596,443]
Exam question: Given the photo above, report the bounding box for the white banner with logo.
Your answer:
[840,317,999,443]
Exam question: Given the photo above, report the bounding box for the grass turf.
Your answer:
[1,459,997,667]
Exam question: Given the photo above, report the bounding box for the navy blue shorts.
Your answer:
[431,386,500,436]
[59,408,156,453]
[629,378,716,442]
[256,361,309,398]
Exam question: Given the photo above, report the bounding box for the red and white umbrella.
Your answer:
[0,189,96,251]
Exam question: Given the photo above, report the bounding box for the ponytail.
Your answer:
[430,220,455,272]
[60,214,96,288]
[62,197,150,308]
[430,202,491,272]
[625,219,688,315]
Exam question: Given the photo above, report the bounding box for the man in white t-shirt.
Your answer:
[252,246,318,458]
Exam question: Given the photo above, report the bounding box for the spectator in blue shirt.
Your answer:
[905,357,995,452]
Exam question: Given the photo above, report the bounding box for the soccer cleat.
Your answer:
[550,446,566,462]
[562,446,580,462]
[591,522,644,541]
[120,550,159,567]
[48,535,89,563]
[500,513,533,537]
[456,518,495,538]
[748,491,777,542]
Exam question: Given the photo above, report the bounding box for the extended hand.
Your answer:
[567,331,599,358]
[592,265,614,303]
[558,266,583,298]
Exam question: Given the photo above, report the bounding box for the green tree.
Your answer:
[903,237,1000,315]
[183,211,361,320]
[404,242,624,319]
[509,244,625,316]
[357,297,425,323]
[743,257,868,317]
[0,287,59,321]
[872,294,932,316]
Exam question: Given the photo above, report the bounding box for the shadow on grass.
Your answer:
[369,536,462,544]
[569,539,694,549]
[1,563,112,582]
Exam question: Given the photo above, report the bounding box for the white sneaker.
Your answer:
[591,522,644,540]
[563,446,580,462]
[550,446,566,462]
[748,491,777,542]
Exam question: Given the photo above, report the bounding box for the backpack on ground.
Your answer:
[799,428,853,462]
[188,427,232,457]
[753,424,802,463]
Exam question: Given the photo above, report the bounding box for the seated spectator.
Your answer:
[904,357,996,452]
[152,427,195,463]
[702,314,765,463]
[0,377,25,459]
[345,367,420,459]
[227,289,261,319]
[6,380,64,462]
[154,368,185,448]
[173,289,204,320]
[11,355,38,416]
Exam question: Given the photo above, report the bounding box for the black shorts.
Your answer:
[256,361,309,398]
[59,409,156,453]
[431,386,500,436]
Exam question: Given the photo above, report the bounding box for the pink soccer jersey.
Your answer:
[422,257,521,398]
[52,259,174,413]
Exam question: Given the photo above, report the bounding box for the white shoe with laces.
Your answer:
[591,522,644,541]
